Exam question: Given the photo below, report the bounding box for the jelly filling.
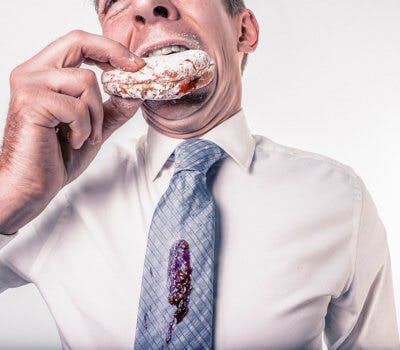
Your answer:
[166,239,192,342]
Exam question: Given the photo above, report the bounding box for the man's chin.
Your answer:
[141,80,215,121]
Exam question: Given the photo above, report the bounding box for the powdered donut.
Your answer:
[101,50,215,100]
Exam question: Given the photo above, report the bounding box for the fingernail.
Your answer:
[129,52,145,66]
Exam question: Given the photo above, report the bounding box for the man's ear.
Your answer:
[236,9,259,53]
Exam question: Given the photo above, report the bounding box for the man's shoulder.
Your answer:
[252,134,363,198]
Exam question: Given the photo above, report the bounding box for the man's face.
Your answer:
[98,0,249,138]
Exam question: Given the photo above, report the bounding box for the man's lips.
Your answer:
[136,39,201,58]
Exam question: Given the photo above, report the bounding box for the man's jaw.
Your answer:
[140,67,242,140]
[112,60,240,140]
[142,78,215,120]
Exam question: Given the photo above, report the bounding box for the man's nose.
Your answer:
[133,0,180,27]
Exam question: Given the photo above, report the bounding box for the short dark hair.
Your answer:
[92,0,248,72]
[224,0,246,16]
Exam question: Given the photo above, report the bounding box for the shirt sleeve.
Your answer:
[324,175,400,349]
[0,191,70,294]
[0,228,33,293]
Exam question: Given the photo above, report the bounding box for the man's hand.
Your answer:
[0,30,145,234]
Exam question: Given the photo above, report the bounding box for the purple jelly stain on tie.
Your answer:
[165,239,192,343]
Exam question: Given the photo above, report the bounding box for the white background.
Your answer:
[0,0,399,348]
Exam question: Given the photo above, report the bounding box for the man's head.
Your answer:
[95,0,259,138]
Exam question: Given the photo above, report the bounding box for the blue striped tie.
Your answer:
[134,139,225,349]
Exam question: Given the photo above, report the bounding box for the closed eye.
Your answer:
[105,0,118,11]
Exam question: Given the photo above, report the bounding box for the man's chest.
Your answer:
[36,217,331,349]
[34,162,353,349]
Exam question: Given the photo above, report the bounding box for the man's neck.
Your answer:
[143,106,243,139]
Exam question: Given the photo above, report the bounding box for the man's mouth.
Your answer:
[146,45,188,57]
[138,39,197,58]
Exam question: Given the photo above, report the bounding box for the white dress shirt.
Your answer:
[0,109,398,349]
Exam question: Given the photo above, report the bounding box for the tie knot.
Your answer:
[173,139,225,175]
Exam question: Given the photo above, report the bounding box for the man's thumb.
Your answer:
[102,96,142,141]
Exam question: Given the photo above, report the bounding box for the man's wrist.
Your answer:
[0,169,46,235]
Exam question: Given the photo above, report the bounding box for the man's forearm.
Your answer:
[0,192,36,235]
[0,171,50,236]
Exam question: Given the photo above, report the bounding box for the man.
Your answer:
[0,0,398,348]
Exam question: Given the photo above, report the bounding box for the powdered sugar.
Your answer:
[101,50,215,100]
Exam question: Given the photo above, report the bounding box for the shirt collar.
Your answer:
[145,109,256,181]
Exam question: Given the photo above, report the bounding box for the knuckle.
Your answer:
[79,68,97,86]
[9,65,24,88]
[8,87,42,125]
[11,85,36,109]
[68,29,86,42]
